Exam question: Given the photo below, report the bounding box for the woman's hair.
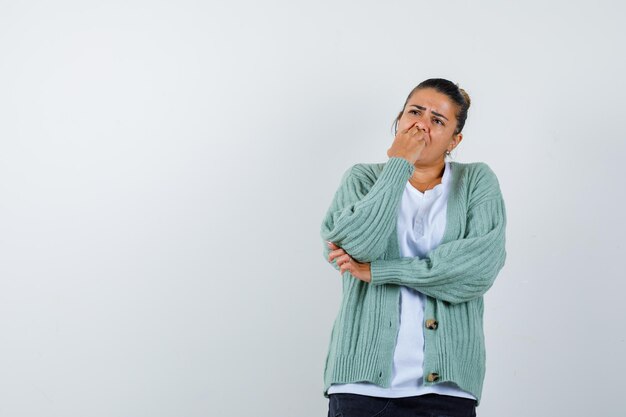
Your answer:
[393,78,471,135]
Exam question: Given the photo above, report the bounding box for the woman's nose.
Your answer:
[415,119,429,132]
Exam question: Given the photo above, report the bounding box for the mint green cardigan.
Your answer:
[320,157,507,404]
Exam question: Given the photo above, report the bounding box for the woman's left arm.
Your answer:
[369,195,507,304]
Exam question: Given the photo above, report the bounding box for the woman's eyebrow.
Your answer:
[409,104,449,121]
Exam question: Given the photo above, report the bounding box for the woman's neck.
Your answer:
[409,160,446,193]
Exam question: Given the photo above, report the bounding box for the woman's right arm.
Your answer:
[320,157,415,265]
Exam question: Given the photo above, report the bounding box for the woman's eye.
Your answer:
[434,118,444,125]
[408,110,419,115]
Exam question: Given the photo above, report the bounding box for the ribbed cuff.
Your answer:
[380,157,415,184]
[355,157,414,207]
[370,258,408,286]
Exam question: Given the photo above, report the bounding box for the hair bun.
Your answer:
[459,87,471,109]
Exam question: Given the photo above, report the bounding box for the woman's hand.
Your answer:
[387,122,427,164]
[327,241,371,283]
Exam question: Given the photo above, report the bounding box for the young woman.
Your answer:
[320,78,507,417]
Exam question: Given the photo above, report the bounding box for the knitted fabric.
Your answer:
[320,157,507,404]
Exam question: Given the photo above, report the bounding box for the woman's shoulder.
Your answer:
[450,161,500,185]
[450,161,504,205]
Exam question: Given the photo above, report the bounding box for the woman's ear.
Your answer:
[448,133,463,153]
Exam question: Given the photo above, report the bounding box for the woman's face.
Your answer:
[396,87,463,165]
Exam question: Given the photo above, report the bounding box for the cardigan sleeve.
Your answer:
[369,194,507,304]
[320,157,415,264]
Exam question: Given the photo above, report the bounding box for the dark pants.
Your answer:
[328,393,477,417]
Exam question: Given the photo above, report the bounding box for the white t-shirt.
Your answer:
[328,162,475,400]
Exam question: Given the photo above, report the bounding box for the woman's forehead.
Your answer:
[407,88,457,117]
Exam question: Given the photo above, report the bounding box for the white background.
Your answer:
[1,1,625,416]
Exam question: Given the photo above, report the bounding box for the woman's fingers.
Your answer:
[390,123,426,156]
[400,121,418,134]
[398,122,422,137]
[326,242,360,272]
[339,260,350,274]
[328,248,347,263]
[326,241,372,283]
[326,242,347,262]
[337,254,353,272]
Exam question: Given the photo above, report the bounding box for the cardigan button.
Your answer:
[425,319,438,330]
[426,373,440,382]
